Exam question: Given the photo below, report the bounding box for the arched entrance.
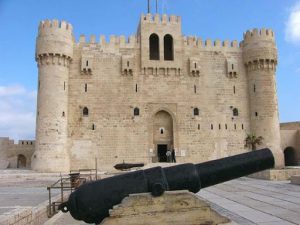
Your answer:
[153,110,173,162]
[284,147,298,166]
[17,154,27,168]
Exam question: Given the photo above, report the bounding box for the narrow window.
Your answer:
[234,124,237,130]
[64,81,65,91]
[232,64,234,70]
[194,108,199,116]
[253,84,256,92]
[135,84,138,93]
[31,142,33,145]
[255,112,258,117]
[211,124,214,130]
[38,80,40,90]
[194,62,197,69]
[62,111,65,117]
[233,86,236,94]
[225,124,228,130]
[85,83,87,92]
[22,141,24,145]
[149,33,160,60]
[233,108,239,116]
[160,128,164,134]
[198,124,200,130]
[127,61,130,67]
[27,142,28,144]
[242,124,244,130]
[134,107,140,116]
[83,107,89,116]
[164,34,174,61]
[92,124,95,130]
[86,60,89,66]
[219,124,221,129]
[194,85,197,94]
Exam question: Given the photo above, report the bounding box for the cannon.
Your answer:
[59,148,274,224]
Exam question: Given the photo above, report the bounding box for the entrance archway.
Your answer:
[17,154,27,168]
[284,147,298,166]
[153,110,173,162]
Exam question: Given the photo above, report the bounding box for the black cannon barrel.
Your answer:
[60,148,274,224]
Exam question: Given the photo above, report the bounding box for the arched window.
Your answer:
[83,107,89,116]
[194,108,199,116]
[233,108,238,116]
[149,33,159,60]
[134,107,140,116]
[164,34,174,61]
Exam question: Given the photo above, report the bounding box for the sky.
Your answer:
[0,0,300,141]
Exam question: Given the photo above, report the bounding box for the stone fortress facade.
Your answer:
[29,12,300,172]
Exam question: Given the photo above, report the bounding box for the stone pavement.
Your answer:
[48,177,300,225]
[0,169,60,218]
[197,177,300,225]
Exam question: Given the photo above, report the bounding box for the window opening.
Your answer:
[134,107,140,116]
[194,108,199,116]
[164,34,174,61]
[83,107,89,116]
[233,108,239,116]
[149,33,160,60]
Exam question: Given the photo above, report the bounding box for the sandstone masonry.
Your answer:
[31,13,285,172]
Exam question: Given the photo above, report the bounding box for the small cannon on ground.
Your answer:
[114,162,144,171]
[59,148,274,224]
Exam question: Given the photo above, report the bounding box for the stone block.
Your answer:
[101,190,231,225]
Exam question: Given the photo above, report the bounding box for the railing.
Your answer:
[47,168,98,218]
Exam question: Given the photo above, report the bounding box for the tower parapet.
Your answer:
[242,28,283,168]
[32,19,74,172]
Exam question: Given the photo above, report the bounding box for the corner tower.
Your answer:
[32,20,73,172]
[242,29,283,168]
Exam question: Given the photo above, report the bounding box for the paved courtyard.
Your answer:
[48,177,300,225]
[0,170,299,225]
[198,177,300,225]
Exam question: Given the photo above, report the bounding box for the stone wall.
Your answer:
[0,137,34,169]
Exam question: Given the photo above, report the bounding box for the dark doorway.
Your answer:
[17,154,26,168]
[284,147,298,166]
[157,144,167,162]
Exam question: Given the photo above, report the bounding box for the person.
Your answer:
[166,149,171,163]
[171,148,176,163]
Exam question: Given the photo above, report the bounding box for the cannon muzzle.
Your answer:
[60,148,274,224]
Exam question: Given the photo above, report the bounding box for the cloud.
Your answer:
[285,2,300,44]
[0,85,36,141]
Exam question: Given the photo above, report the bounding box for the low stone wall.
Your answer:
[0,194,62,225]
[249,168,300,180]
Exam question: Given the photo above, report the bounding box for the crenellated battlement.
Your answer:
[77,34,138,47]
[38,19,73,35]
[242,28,275,43]
[140,13,181,24]
[183,36,240,49]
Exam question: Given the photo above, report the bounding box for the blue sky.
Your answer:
[0,0,300,140]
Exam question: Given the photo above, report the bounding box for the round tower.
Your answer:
[242,28,284,168]
[31,19,73,172]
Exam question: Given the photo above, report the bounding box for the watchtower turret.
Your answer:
[242,28,283,168]
[32,20,73,172]
[138,14,183,75]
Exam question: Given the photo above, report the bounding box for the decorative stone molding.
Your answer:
[36,54,72,67]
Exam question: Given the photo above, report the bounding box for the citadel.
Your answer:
[1,12,300,172]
